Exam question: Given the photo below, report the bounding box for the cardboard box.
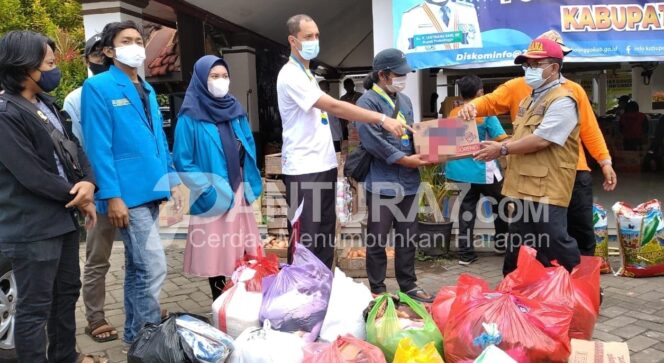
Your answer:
[413,118,481,163]
[568,339,630,363]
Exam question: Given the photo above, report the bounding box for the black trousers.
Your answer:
[1,231,81,363]
[284,168,337,269]
[503,201,581,276]
[568,171,596,256]
[365,191,418,294]
[457,178,510,260]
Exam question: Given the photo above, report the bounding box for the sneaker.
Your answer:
[458,256,479,266]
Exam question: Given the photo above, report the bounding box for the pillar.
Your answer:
[222,47,260,132]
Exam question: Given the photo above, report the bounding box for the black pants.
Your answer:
[1,231,81,363]
[503,201,581,276]
[365,191,418,294]
[457,178,509,260]
[568,171,596,256]
[333,140,342,153]
[284,168,337,269]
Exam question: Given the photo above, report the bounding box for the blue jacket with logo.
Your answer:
[81,65,179,213]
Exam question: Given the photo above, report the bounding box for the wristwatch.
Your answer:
[500,143,509,156]
[377,114,386,127]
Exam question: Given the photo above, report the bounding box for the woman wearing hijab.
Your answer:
[173,55,263,301]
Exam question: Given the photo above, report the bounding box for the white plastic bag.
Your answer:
[175,315,234,363]
[228,320,306,363]
[320,268,373,342]
[474,345,517,363]
[212,269,262,339]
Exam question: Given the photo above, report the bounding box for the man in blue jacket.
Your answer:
[81,21,180,350]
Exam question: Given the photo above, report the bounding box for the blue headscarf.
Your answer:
[179,55,246,191]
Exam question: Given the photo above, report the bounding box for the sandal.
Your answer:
[85,319,119,343]
[77,354,109,363]
[404,287,434,304]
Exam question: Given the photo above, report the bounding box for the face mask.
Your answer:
[88,62,108,76]
[524,64,553,89]
[36,67,61,92]
[298,39,320,60]
[208,78,230,98]
[114,44,146,68]
[386,75,407,93]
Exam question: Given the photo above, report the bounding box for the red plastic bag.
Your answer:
[444,274,573,363]
[223,253,279,293]
[498,247,600,340]
[569,256,602,339]
[303,335,386,363]
[431,285,462,334]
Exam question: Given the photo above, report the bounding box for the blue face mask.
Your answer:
[524,64,553,90]
[36,67,62,93]
[298,39,320,61]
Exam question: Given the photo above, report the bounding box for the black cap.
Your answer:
[84,34,103,57]
[373,48,412,75]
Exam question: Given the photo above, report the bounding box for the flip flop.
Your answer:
[404,287,434,304]
[84,319,118,343]
[77,354,109,363]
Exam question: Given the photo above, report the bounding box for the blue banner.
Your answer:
[393,0,664,69]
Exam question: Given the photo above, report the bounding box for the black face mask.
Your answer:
[35,67,62,93]
[88,62,108,75]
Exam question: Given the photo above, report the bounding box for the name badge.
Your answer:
[533,105,546,116]
[517,107,526,118]
[112,98,131,107]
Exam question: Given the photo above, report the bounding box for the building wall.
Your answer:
[633,66,664,114]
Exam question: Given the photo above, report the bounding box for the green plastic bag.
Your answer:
[366,292,443,362]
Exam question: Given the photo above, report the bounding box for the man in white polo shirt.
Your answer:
[277,14,405,268]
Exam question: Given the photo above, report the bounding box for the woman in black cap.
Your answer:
[355,48,434,303]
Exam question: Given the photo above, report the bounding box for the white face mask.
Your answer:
[386,75,407,93]
[114,44,146,68]
[208,78,230,98]
[524,64,553,90]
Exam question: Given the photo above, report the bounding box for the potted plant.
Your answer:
[417,164,455,257]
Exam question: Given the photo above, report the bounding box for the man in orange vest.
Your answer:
[461,31,616,261]
[473,38,581,274]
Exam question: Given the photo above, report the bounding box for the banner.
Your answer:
[393,0,664,69]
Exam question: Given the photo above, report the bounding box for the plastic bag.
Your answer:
[444,274,573,363]
[259,242,333,342]
[228,321,306,363]
[213,269,263,339]
[593,204,612,273]
[320,268,373,342]
[336,177,353,225]
[175,315,234,363]
[497,246,600,340]
[472,345,516,363]
[303,335,386,363]
[223,253,279,293]
[431,286,457,333]
[128,313,199,363]
[613,200,664,277]
[366,292,443,362]
[393,337,444,363]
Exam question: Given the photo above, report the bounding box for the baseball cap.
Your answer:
[373,48,413,75]
[84,34,103,57]
[514,38,563,65]
[538,30,572,55]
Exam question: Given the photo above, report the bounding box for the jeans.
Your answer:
[365,191,418,294]
[82,213,116,325]
[119,203,166,343]
[0,231,80,363]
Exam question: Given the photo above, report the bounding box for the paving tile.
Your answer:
[629,348,664,363]
[600,305,629,318]
[626,335,658,353]
[614,324,647,339]
[604,316,638,328]
[592,330,624,342]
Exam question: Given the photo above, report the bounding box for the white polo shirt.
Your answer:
[277,61,337,175]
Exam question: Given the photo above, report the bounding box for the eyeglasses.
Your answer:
[522,61,552,70]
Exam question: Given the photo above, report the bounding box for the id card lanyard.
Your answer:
[290,55,328,126]
[371,84,410,147]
